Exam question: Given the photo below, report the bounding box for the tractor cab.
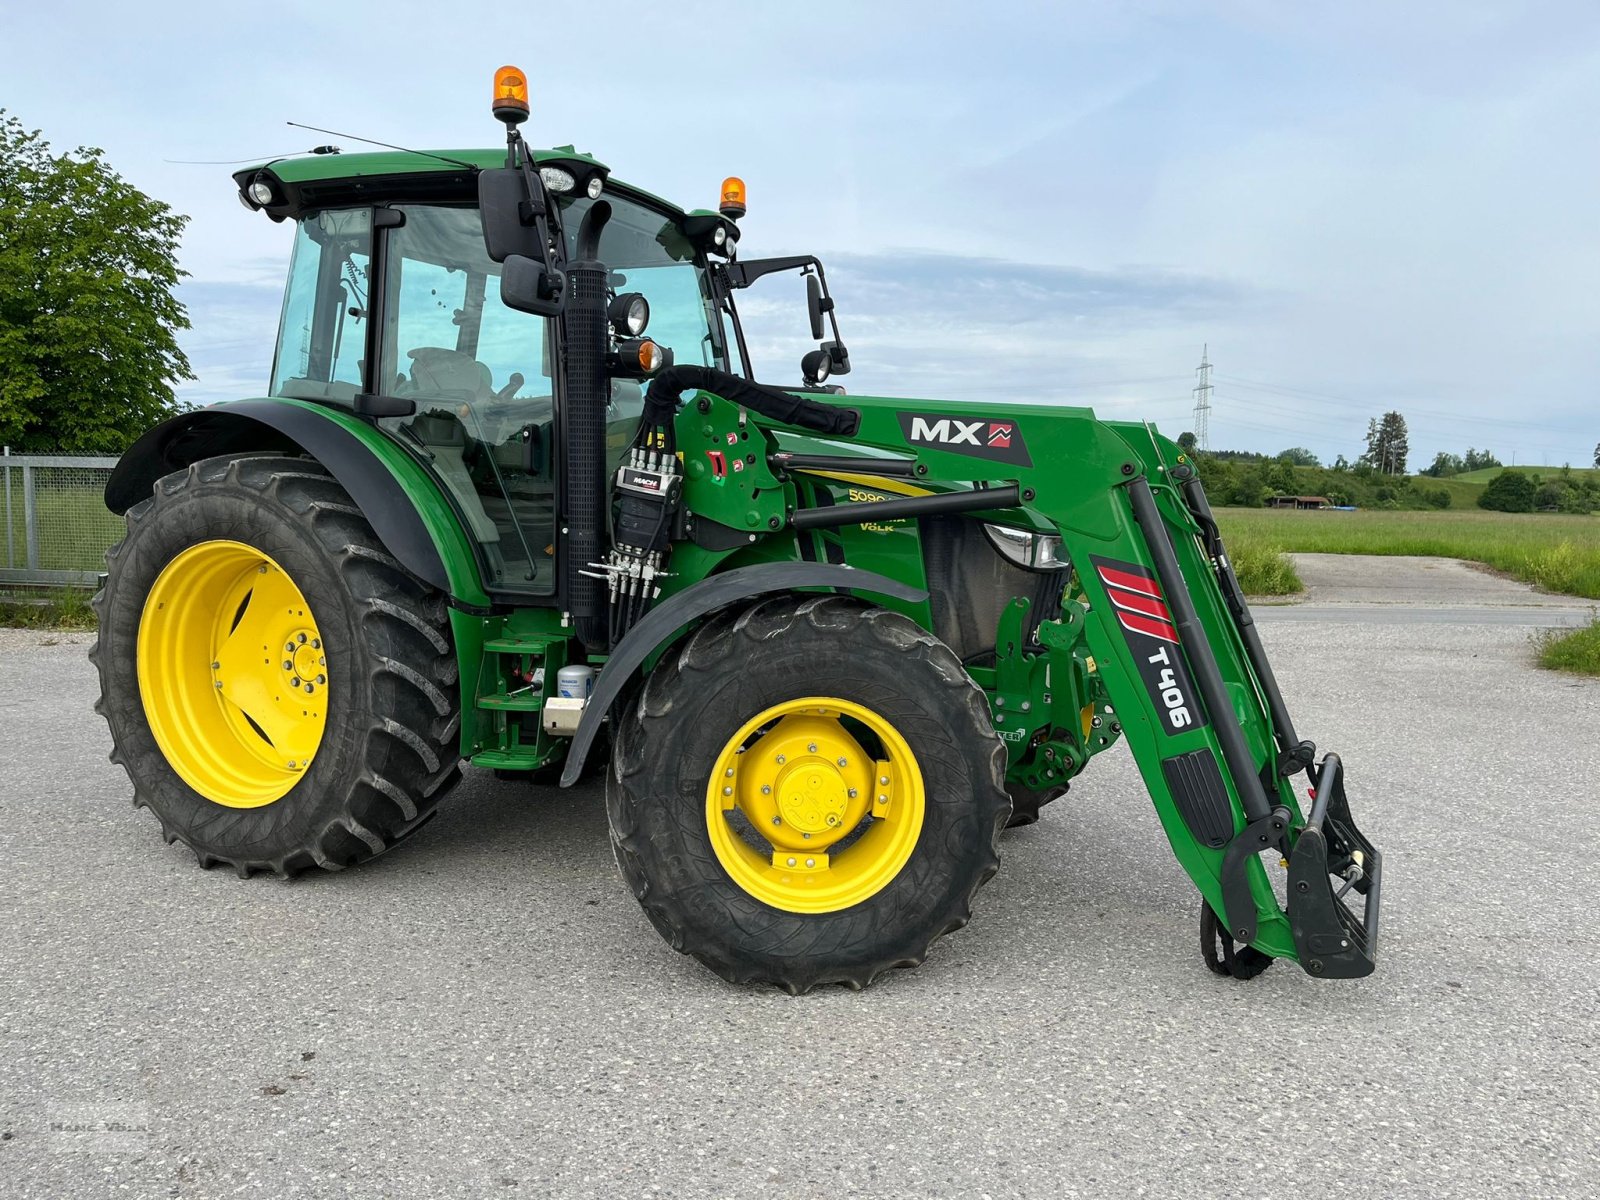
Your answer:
[243,149,735,593]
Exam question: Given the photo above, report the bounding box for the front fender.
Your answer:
[107,398,489,605]
[558,562,929,787]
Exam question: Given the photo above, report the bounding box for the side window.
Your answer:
[271,209,371,400]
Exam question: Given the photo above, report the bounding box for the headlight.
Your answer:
[586,175,604,200]
[247,180,275,206]
[608,292,650,337]
[712,225,727,246]
[539,166,576,194]
[984,524,1067,571]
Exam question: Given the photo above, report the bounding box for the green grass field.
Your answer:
[1,486,123,573]
[1215,506,1600,599]
[1454,464,1600,484]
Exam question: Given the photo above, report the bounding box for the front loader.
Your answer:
[92,65,1380,992]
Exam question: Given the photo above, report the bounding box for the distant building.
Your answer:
[1267,495,1331,510]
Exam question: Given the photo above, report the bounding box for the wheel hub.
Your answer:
[705,698,925,913]
[138,540,329,808]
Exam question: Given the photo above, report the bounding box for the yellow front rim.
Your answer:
[705,696,926,914]
[137,540,328,808]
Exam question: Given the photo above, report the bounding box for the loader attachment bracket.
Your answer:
[1286,753,1381,978]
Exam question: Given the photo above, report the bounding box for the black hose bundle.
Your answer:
[639,366,860,440]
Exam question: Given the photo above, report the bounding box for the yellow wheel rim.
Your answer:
[705,696,926,914]
[136,540,328,808]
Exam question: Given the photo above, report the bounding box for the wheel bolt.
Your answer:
[787,857,797,867]
[304,683,314,694]
[286,642,295,653]
[877,794,888,804]
[297,633,307,644]
[211,662,220,670]
[772,816,782,826]
[879,776,889,785]
[848,788,858,799]
[725,767,734,777]
[283,660,294,671]
[215,681,223,690]
[258,565,268,574]
[805,858,815,868]
[761,785,772,795]
[837,757,847,767]
[775,754,786,765]
[318,657,325,666]
[802,832,811,839]
[288,760,296,768]
[311,639,320,650]
[722,786,732,796]
[807,743,818,753]
[316,675,326,685]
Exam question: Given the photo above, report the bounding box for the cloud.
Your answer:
[738,251,1243,426]
[172,280,283,406]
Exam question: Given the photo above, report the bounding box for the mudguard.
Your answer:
[106,399,461,597]
[558,562,928,787]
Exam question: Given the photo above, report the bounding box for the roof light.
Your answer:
[712,225,727,246]
[719,176,747,220]
[539,166,576,194]
[492,65,530,126]
[247,180,274,207]
[586,175,604,200]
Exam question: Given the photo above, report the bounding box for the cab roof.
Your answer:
[232,146,686,222]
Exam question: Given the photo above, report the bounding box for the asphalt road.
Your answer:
[2,559,1598,1198]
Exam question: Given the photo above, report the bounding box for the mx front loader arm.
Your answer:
[830,398,1384,979]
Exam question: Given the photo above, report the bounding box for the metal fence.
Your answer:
[1,452,122,589]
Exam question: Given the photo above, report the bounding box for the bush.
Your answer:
[1419,487,1452,509]
[1479,470,1537,513]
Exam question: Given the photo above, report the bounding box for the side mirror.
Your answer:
[501,254,565,317]
[806,273,826,341]
[479,168,540,263]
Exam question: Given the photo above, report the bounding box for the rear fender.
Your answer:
[106,398,488,605]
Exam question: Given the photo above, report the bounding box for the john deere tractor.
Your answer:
[93,66,1380,991]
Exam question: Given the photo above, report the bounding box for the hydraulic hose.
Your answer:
[640,366,860,437]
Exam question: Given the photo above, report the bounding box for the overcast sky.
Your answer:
[8,0,1599,467]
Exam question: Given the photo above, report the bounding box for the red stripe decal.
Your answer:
[1118,610,1179,644]
[1106,585,1171,621]
[1098,564,1161,598]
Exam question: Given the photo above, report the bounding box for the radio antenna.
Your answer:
[286,122,478,171]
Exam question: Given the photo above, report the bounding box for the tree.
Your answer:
[0,112,192,452]
[1177,431,1198,453]
[1478,469,1536,513]
[1360,411,1409,476]
[1464,448,1501,472]
[1278,446,1320,467]
[1422,451,1465,478]
[1593,441,1599,469]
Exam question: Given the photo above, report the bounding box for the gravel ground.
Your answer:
[2,565,1598,1198]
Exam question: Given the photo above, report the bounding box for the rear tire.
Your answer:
[607,595,1010,993]
[91,454,462,876]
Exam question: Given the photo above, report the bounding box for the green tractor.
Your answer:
[93,66,1380,992]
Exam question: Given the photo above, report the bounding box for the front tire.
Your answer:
[607,595,1010,993]
[91,455,462,876]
